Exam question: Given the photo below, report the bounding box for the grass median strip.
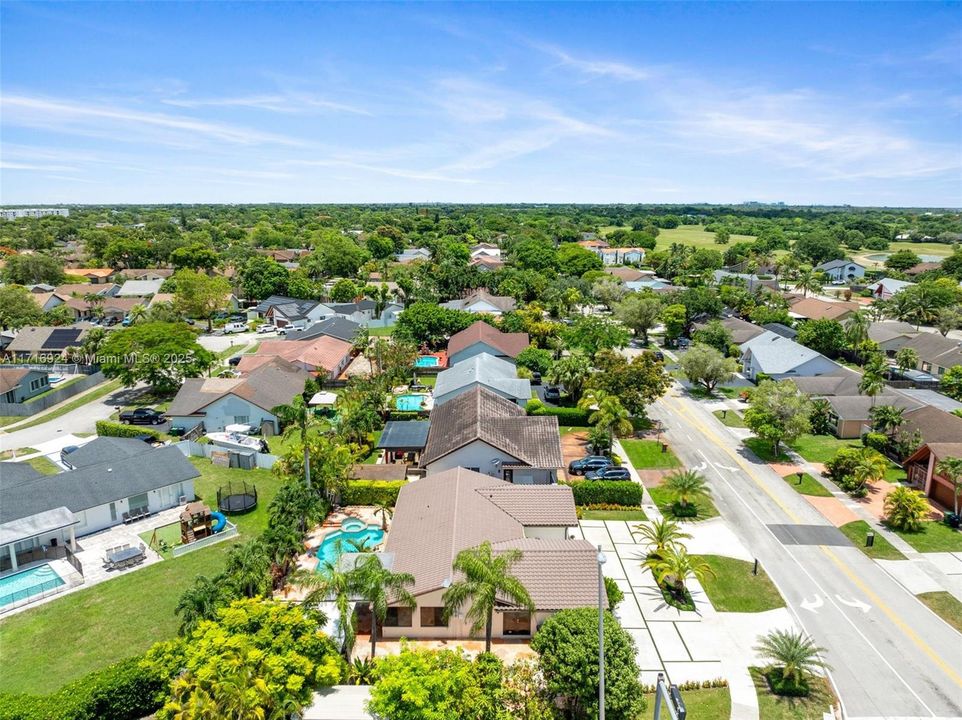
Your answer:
[648,486,719,521]
[694,555,786,612]
[839,520,906,560]
[621,438,681,469]
[2,379,124,431]
[580,508,649,521]
[644,686,731,717]
[780,472,833,497]
[750,668,835,720]
[916,591,962,633]
[713,409,746,428]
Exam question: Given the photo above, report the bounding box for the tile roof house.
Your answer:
[115,268,175,281]
[235,336,353,379]
[470,243,501,259]
[824,393,923,439]
[54,283,120,298]
[693,316,765,346]
[898,406,962,454]
[740,331,840,382]
[29,291,67,313]
[469,256,505,272]
[433,353,531,407]
[868,278,915,301]
[787,296,861,322]
[790,367,864,397]
[896,333,962,377]
[447,320,530,365]
[441,289,516,315]
[72,268,116,284]
[904,442,962,510]
[604,267,650,283]
[420,387,564,484]
[168,357,311,433]
[904,262,943,278]
[0,367,50,403]
[814,258,866,282]
[380,467,598,641]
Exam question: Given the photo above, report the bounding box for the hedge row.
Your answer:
[565,480,643,506]
[527,400,591,426]
[341,480,407,506]
[0,656,165,720]
[94,420,162,440]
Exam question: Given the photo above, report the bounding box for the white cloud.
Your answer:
[162,92,371,116]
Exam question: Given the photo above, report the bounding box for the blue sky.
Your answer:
[2,2,960,206]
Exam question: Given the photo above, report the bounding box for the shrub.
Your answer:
[566,480,642,506]
[604,576,624,609]
[824,446,861,485]
[861,432,889,453]
[515,346,553,374]
[387,411,421,421]
[764,669,810,697]
[670,502,699,518]
[95,420,162,440]
[528,404,591,425]
[341,480,406,506]
[884,486,930,532]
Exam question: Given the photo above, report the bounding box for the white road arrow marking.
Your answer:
[713,462,739,472]
[836,595,871,613]
[800,594,823,613]
[693,461,708,471]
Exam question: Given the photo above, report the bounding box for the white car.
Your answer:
[257,324,277,334]
[223,321,248,334]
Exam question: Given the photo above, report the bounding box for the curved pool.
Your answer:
[316,524,384,568]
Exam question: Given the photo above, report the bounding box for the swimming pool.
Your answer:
[0,564,65,608]
[415,355,440,368]
[395,393,431,412]
[865,254,890,261]
[316,522,385,568]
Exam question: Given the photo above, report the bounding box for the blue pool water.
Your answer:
[316,525,385,567]
[415,355,440,368]
[396,394,429,411]
[0,564,65,607]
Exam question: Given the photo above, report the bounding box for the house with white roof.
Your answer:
[740,331,840,382]
[868,278,916,300]
[433,353,531,406]
[815,258,866,282]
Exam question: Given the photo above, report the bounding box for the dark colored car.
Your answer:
[119,407,166,425]
[228,356,242,366]
[531,371,542,386]
[543,386,561,402]
[567,455,613,476]
[60,445,79,467]
[585,467,632,481]
[649,350,665,361]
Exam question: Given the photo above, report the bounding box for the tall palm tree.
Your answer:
[894,347,919,375]
[302,559,364,660]
[648,545,714,597]
[844,312,871,357]
[374,501,393,532]
[577,389,633,438]
[859,353,887,408]
[127,303,148,325]
[869,404,904,438]
[632,518,692,559]
[909,285,939,329]
[852,449,889,495]
[793,270,822,298]
[936,457,962,516]
[354,554,416,658]
[223,539,271,598]
[754,629,830,689]
[272,387,320,489]
[175,575,223,636]
[663,469,712,514]
[442,541,534,653]
[546,352,591,401]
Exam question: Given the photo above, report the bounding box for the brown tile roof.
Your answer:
[787,297,861,321]
[73,268,115,278]
[905,262,942,276]
[899,333,962,369]
[168,357,310,417]
[476,484,577,526]
[235,336,352,374]
[604,267,646,282]
[0,368,29,394]
[420,387,563,469]
[900,406,962,452]
[350,464,408,481]
[790,367,863,396]
[385,468,590,608]
[447,320,529,359]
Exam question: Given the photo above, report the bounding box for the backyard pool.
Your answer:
[316,521,385,567]
[865,254,889,261]
[415,355,440,368]
[395,393,432,412]
[0,564,65,608]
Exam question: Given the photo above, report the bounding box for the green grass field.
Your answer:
[368,326,394,336]
[781,472,833,497]
[695,555,785,612]
[916,591,962,633]
[621,439,682,469]
[645,686,731,718]
[788,434,904,483]
[839,520,906,560]
[750,668,836,720]
[713,409,747,428]
[581,508,649,521]
[648,486,720,522]
[139,522,183,559]
[25,456,60,475]
[743,437,792,463]
[887,521,962,553]
[600,224,756,252]
[0,447,38,460]
[189,457,282,536]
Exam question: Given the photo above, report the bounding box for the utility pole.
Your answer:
[597,544,606,720]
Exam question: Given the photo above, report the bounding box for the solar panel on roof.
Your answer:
[43,328,82,350]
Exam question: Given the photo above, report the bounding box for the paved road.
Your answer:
[651,385,962,720]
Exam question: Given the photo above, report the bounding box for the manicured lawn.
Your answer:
[622,439,681,469]
[25,456,60,475]
[361,431,383,464]
[648,486,719,522]
[694,555,785,612]
[887,521,962,553]
[743,437,791,463]
[581,508,649,521]
[839,520,906,560]
[750,668,836,720]
[916,591,962,633]
[560,425,591,436]
[368,326,394,336]
[0,446,38,460]
[601,224,756,250]
[189,457,283,536]
[645,686,731,717]
[788,434,856,464]
[713,409,747,428]
[27,375,85,401]
[781,472,833,497]
[139,522,183,559]
[3,379,123,431]
[266,423,332,456]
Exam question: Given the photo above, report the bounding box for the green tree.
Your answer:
[170,243,220,271]
[796,318,846,357]
[364,283,393,319]
[714,228,730,244]
[309,232,370,278]
[302,559,365,661]
[562,315,630,355]
[556,243,603,276]
[744,380,813,455]
[393,302,477,346]
[754,629,830,695]
[648,545,714,597]
[578,389,633,438]
[662,469,712,516]
[692,320,733,354]
[632,518,692,559]
[936,306,962,337]
[240,256,289,299]
[792,270,823,298]
[859,353,888,408]
[870,404,904,438]
[662,303,687,341]
[941,365,962,401]
[532,607,644,720]
[515,345,553,374]
[330,278,360,303]
[844,312,871,359]
[175,575,225,637]
[442,541,534,653]
[1,253,67,285]
[679,344,739,393]
[173,269,232,331]
[0,284,43,329]
[935,457,962,516]
[510,239,557,272]
[885,249,922,271]
[354,554,416,658]
[588,350,671,415]
[852,449,889,496]
[614,293,662,344]
[222,538,272,599]
[98,322,214,393]
[547,352,592,401]
[366,233,397,260]
[883,486,931,532]
[591,278,626,310]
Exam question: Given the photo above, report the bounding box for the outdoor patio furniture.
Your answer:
[122,512,131,523]
[107,546,144,569]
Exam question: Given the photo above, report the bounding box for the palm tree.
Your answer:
[632,518,692,559]
[374,501,393,532]
[859,353,887,408]
[223,539,271,598]
[894,347,919,375]
[175,575,223,636]
[649,545,714,598]
[84,292,106,321]
[354,554,416,658]
[883,486,931,532]
[547,352,591,401]
[663,469,712,516]
[754,629,830,691]
[869,404,904,438]
[442,541,534,653]
[272,386,320,489]
[852,449,889,495]
[936,457,962,516]
[302,559,364,660]
[793,270,822,298]
[909,285,939,329]
[127,304,148,325]
[844,312,871,357]
[578,389,633,438]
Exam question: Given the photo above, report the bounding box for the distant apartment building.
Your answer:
[1,208,70,221]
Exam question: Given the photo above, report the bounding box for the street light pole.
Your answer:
[597,544,606,720]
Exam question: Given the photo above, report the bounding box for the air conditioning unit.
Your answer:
[178,496,188,505]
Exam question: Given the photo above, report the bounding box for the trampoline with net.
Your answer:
[217,481,258,514]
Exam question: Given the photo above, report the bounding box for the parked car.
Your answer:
[543,386,561,402]
[223,321,248,334]
[276,326,290,336]
[119,407,166,425]
[228,355,242,366]
[567,455,613,476]
[121,315,132,327]
[585,467,631,481]
[531,371,542,386]
[648,349,664,361]
[60,445,79,466]
[257,323,277,334]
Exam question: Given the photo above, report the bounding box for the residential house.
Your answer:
[434,353,531,407]
[235,336,353,380]
[625,277,675,292]
[285,316,361,344]
[30,292,68,313]
[4,326,89,360]
[447,320,529,365]
[0,368,50,403]
[470,243,501,259]
[740,331,840,382]
[115,269,174,282]
[604,267,650,283]
[897,333,962,377]
[168,357,311,434]
[898,406,962,457]
[379,468,599,642]
[27,284,55,293]
[693,316,765,346]
[712,270,778,292]
[419,387,564,484]
[790,367,863,397]
[117,279,164,297]
[614,247,647,264]
[72,268,116,284]
[762,323,798,340]
[823,393,923,439]
[469,256,505,272]
[869,321,919,355]
[904,262,942,278]
[904,443,962,510]
[60,436,155,470]
[256,296,328,330]
[54,283,120,298]
[815,259,866,282]
[327,299,403,327]
[375,420,432,464]
[868,278,915,301]
[441,289,516,315]
[395,248,431,264]
[786,296,861,323]
[0,445,198,572]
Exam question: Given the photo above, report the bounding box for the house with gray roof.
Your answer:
[285,316,361,343]
[420,386,563,484]
[693,316,765,346]
[815,258,865,282]
[375,420,431,464]
[327,299,403,327]
[440,289,516,315]
[868,321,919,354]
[380,467,599,642]
[868,277,915,300]
[0,367,50,403]
[60,436,154,470]
[433,353,531,407]
[1,446,198,572]
[255,295,332,329]
[740,331,840,382]
[896,333,962,378]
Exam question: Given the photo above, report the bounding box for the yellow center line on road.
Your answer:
[661,391,962,688]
